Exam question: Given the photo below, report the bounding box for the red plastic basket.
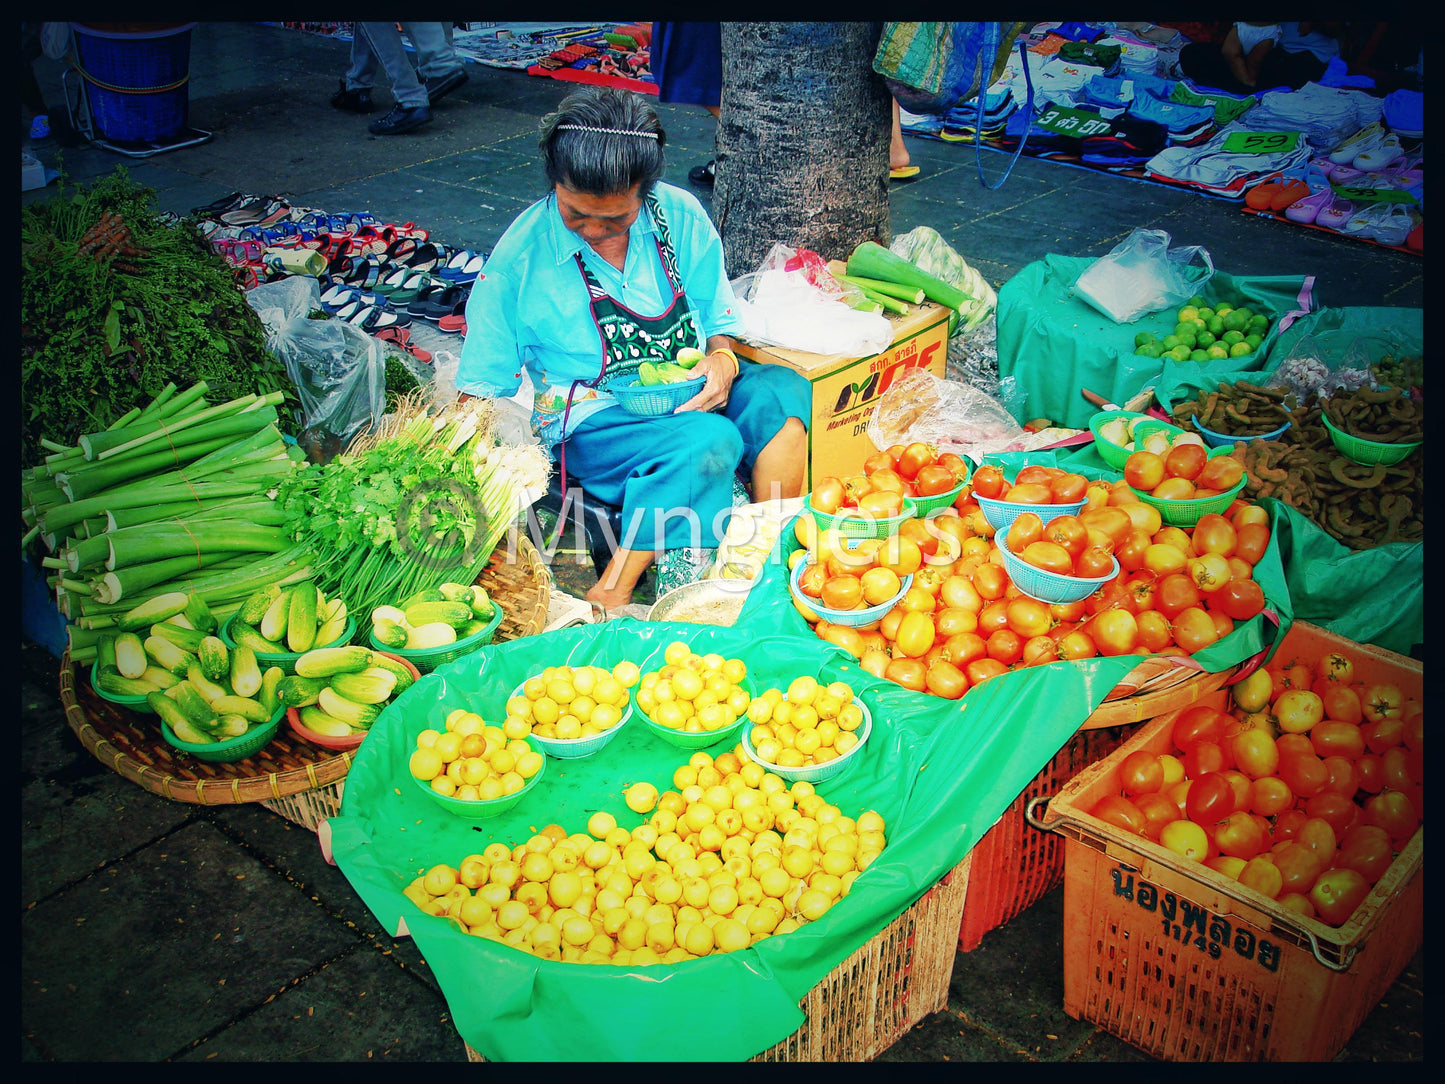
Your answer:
[957,723,1139,952]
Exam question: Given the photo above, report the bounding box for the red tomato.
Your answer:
[1320,755,1361,799]
[1119,750,1166,796]
[1308,867,1370,927]
[1020,540,1075,575]
[1231,728,1280,780]
[1190,513,1238,557]
[1238,855,1284,899]
[884,657,928,692]
[896,441,937,481]
[970,465,1006,500]
[1135,791,1180,840]
[811,476,846,515]
[1310,720,1365,761]
[1014,465,1060,487]
[913,463,958,498]
[937,452,970,483]
[1171,607,1219,654]
[1089,608,1139,657]
[856,489,905,519]
[894,610,937,659]
[1044,515,1088,558]
[1172,704,1229,751]
[941,631,988,668]
[934,606,978,640]
[976,599,1011,636]
[1055,629,1098,661]
[1211,577,1265,621]
[1271,840,1329,895]
[1136,611,1173,653]
[1197,455,1245,493]
[1159,819,1212,862]
[986,628,1023,666]
[939,574,983,613]
[973,563,1009,601]
[1295,816,1338,858]
[1234,522,1271,565]
[1304,792,1361,838]
[1155,573,1203,619]
[1275,689,1325,734]
[1360,715,1404,754]
[1008,512,1044,554]
[1337,824,1396,884]
[1115,529,1154,573]
[1163,443,1207,481]
[1363,789,1420,842]
[1124,451,1166,492]
[1075,545,1117,580]
[1004,482,1054,505]
[862,450,897,476]
[1278,751,1330,799]
[923,659,969,700]
[1078,506,1133,549]
[1005,596,1054,639]
[1274,808,1309,842]
[1020,634,1060,666]
[1185,771,1237,826]
[1355,754,1385,794]
[1213,809,1268,860]
[1249,776,1295,817]
[963,656,1010,686]
[867,466,906,495]
[1048,472,1089,503]
[1381,746,1417,792]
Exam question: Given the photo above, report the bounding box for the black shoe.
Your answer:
[424,68,469,105]
[368,104,433,136]
[688,160,716,186]
[331,80,375,114]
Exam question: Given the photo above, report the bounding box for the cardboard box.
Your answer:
[735,302,951,489]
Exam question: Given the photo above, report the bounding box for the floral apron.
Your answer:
[530,193,704,449]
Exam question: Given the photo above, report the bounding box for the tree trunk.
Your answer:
[714,22,893,274]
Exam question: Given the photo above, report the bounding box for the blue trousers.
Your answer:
[560,360,810,552]
[350,23,462,108]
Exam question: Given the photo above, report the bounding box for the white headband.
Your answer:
[555,124,659,139]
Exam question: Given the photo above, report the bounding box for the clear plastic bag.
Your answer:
[1073,227,1214,324]
[731,244,894,357]
[866,368,1071,462]
[254,278,385,461]
[889,226,997,332]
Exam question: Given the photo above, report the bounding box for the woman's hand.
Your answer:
[674,349,738,413]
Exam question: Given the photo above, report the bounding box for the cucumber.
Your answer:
[293,645,372,679]
[366,652,415,695]
[287,581,319,653]
[117,591,190,632]
[197,635,230,683]
[228,618,285,655]
[229,644,263,699]
[259,590,290,643]
[183,592,218,635]
[185,660,229,703]
[238,584,283,626]
[298,705,355,739]
[257,666,285,717]
[275,674,328,708]
[150,621,207,654]
[114,632,148,679]
[94,668,162,698]
[143,635,194,677]
[213,714,252,740]
[210,694,272,724]
[171,681,219,731]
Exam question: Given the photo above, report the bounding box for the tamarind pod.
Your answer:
[1236,381,1287,401]
[1256,481,1276,499]
[1224,401,1254,428]
[1356,386,1399,404]
[1199,391,1222,427]
[1327,458,1387,488]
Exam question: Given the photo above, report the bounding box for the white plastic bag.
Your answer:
[731,244,893,357]
[1073,227,1214,324]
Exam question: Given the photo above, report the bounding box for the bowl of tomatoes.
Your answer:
[970,463,1090,531]
[1122,440,1248,527]
[996,515,1120,604]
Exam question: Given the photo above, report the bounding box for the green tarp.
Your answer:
[324,452,1289,1062]
[996,254,1315,429]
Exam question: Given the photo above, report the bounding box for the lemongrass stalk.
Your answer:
[41,480,280,537]
[107,406,145,431]
[77,392,212,459]
[95,393,260,461]
[92,550,258,604]
[57,433,241,501]
[39,438,72,454]
[106,523,290,571]
[88,545,314,610]
[133,381,178,422]
[153,380,208,419]
[106,498,245,532]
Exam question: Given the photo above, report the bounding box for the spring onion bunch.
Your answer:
[20,380,313,663]
[275,390,551,618]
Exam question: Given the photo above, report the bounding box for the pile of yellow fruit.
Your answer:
[505,663,635,741]
[401,746,889,965]
[635,640,752,734]
[746,676,866,769]
[409,708,545,802]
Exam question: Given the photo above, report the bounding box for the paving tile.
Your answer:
[21,820,357,1061]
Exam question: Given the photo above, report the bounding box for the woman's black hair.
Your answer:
[540,86,668,197]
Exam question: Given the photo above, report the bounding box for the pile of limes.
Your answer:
[746,676,866,769]
[408,708,545,802]
[401,746,890,966]
[635,640,752,733]
[504,663,635,741]
[1133,295,1272,362]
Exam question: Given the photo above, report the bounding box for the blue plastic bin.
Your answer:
[70,22,196,143]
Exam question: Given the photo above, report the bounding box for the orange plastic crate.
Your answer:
[1034,622,1424,1061]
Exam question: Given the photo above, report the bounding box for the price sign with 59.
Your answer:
[1035,107,1113,138]
[1221,131,1300,154]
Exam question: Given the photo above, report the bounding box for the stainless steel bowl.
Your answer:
[647,578,755,625]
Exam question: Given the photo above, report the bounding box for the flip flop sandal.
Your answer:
[376,326,433,364]
[374,264,416,295]
[339,211,379,229]
[349,305,409,332]
[407,283,470,320]
[399,241,444,273]
[346,226,389,257]
[331,254,386,288]
[233,265,262,291]
[220,195,279,227]
[394,272,448,305]
[438,249,487,282]
[437,313,467,334]
[385,221,429,242]
[382,235,420,263]
[889,165,921,181]
[319,284,385,313]
[191,191,251,217]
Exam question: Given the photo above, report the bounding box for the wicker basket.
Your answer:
[462,853,972,1062]
[1082,654,1241,730]
[61,534,553,831]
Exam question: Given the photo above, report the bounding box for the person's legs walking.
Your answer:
[332,31,378,113]
[356,21,432,134]
[403,22,468,103]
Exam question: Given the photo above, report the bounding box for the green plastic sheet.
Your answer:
[325,450,1291,1062]
[995,254,1315,428]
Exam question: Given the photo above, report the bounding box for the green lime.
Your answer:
[1196,330,1216,347]
[1177,306,1200,324]
[1222,330,1245,346]
[1170,345,1192,362]
[1222,311,1247,333]
[1245,333,1264,349]
[1161,335,1182,351]
[1190,349,1209,362]
[1229,341,1253,358]
[1235,306,1254,322]
[1188,295,1208,308]
[1135,331,1158,347]
[1207,316,1225,336]
[1196,307,1215,322]
[1214,303,1234,318]
[1173,322,1194,338]
[1143,342,1165,358]
[1207,344,1230,360]
[1249,314,1269,331]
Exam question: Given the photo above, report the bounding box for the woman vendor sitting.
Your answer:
[456,86,810,609]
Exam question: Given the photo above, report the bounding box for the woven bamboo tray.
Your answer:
[462,854,972,1062]
[1082,655,1241,731]
[61,535,553,829]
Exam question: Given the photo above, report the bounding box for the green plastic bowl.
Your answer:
[1128,446,1248,528]
[1321,413,1421,466]
[410,745,547,820]
[89,658,155,715]
[741,698,872,784]
[1088,409,1154,470]
[367,604,503,674]
[161,705,284,764]
[908,474,971,517]
[508,678,631,759]
[636,675,756,752]
[805,495,919,540]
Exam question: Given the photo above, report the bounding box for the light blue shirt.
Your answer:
[456,181,744,437]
